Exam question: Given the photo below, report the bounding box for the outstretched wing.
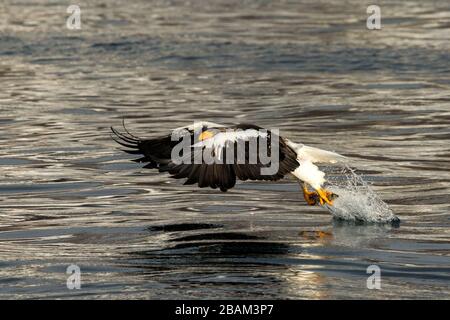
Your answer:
[111,123,299,191]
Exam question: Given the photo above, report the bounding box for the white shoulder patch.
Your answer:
[193,129,268,160]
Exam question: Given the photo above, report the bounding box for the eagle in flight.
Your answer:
[111,121,347,206]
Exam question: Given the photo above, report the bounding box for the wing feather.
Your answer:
[111,123,299,191]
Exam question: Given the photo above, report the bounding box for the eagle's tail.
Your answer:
[298,145,347,164]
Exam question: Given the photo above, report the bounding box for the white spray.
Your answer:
[323,165,399,224]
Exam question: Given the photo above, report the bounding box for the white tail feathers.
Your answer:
[296,145,347,164]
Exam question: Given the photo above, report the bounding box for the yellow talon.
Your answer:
[317,188,336,206]
[302,182,337,207]
[302,183,319,206]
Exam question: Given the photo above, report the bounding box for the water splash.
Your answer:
[323,166,399,225]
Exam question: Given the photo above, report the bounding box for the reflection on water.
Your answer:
[0,0,449,299]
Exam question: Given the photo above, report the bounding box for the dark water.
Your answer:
[0,0,449,299]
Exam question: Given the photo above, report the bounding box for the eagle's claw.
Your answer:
[302,184,337,206]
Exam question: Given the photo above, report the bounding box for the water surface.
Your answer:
[0,0,449,299]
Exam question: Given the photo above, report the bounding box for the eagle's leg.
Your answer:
[302,183,319,206]
[317,188,338,206]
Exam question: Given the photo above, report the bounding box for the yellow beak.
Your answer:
[199,131,215,141]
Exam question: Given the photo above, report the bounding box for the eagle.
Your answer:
[111,121,347,206]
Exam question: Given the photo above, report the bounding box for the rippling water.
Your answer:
[0,0,449,299]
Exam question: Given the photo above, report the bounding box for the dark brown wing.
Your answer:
[232,133,299,181]
[111,124,299,192]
